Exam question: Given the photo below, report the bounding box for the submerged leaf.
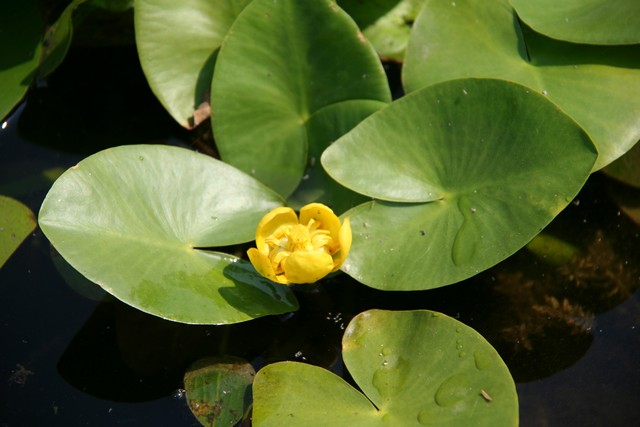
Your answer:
[184,357,255,427]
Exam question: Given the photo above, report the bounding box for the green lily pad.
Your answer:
[340,0,424,61]
[184,357,254,427]
[287,99,384,214]
[510,0,640,45]
[39,145,298,324]
[253,309,518,426]
[211,0,391,200]
[0,196,36,268]
[403,0,640,171]
[0,0,42,121]
[135,0,252,128]
[322,78,596,290]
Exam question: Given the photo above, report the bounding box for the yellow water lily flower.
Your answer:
[247,203,351,285]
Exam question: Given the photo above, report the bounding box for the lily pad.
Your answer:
[184,357,254,427]
[322,78,596,290]
[135,0,252,128]
[39,145,298,324]
[253,309,518,426]
[0,196,36,268]
[0,0,42,121]
[211,0,391,200]
[340,0,424,61]
[403,0,640,171]
[510,0,640,45]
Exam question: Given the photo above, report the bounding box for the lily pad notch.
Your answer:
[322,78,597,291]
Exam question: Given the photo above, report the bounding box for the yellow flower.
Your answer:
[247,203,352,285]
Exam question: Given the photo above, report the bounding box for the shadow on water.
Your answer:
[56,299,283,403]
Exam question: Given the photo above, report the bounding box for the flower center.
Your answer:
[265,219,334,274]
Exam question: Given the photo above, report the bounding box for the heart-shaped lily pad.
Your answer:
[39,145,298,324]
[403,0,640,171]
[211,0,391,200]
[253,309,518,426]
[510,0,640,45]
[135,0,252,127]
[322,78,596,290]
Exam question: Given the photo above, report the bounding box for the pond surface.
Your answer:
[1,45,639,427]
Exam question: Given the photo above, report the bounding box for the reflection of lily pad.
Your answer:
[253,309,518,426]
[212,0,391,200]
[403,0,640,170]
[0,195,36,268]
[323,78,596,290]
[510,0,640,45]
[39,145,298,324]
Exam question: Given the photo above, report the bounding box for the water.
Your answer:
[2,44,640,426]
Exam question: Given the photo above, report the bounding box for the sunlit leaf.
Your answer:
[403,0,640,170]
[39,145,297,324]
[253,309,518,426]
[135,0,252,128]
[211,0,391,200]
[322,79,596,290]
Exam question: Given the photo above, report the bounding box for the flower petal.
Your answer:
[255,207,298,254]
[247,248,290,284]
[299,203,341,246]
[282,250,334,284]
[332,217,352,272]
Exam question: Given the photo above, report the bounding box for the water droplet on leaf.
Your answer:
[435,374,472,407]
[474,350,492,370]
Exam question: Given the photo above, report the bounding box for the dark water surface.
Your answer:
[1,46,639,426]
